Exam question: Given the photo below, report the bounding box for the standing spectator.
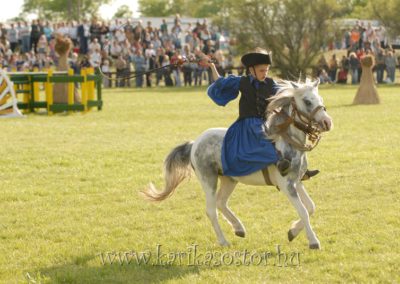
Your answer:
[124,19,135,44]
[375,48,386,83]
[151,33,162,50]
[90,18,102,42]
[88,38,101,54]
[155,47,165,86]
[43,21,54,42]
[89,48,101,68]
[193,47,205,86]
[133,21,145,43]
[350,26,360,50]
[160,19,168,35]
[8,23,19,52]
[146,21,154,36]
[30,19,42,52]
[131,49,146,88]
[37,34,48,63]
[99,21,109,44]
[182,44,193,86]
[110,40,122,59]
[170,49,182,86]
[115,27,126,43]
[356,48,365,82]
[349,52,360,84]
[56,22,68,36]
[101,59,111,88]
[162,54,174,86]
[115,54,128,87]
[144,43,156,87]
[328,54,338,82]
[77,19,90,54]
[68,21,79,46]
[384,50,398,84]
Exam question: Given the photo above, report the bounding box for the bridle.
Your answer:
[274,98,326,151]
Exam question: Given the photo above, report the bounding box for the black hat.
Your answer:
[241,48,271,67]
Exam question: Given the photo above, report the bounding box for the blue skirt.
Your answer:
[221,117,278,176]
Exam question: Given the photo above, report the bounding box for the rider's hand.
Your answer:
[198,53,214,68]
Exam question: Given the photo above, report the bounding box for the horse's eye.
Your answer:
[303,99,312,107]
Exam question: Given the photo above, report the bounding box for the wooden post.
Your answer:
[68,68,74,113]
[81,68,88,113]
[46,69,53,115]
[33,68,40,111]
[87,67,95,111]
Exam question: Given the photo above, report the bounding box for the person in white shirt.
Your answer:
[89,49,101,68]
[88,38,101,54]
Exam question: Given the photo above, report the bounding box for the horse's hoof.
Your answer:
[309,243,321,250]
[235,230,246,238]
[288,230,296,242]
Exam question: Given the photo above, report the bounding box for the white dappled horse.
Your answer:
[142,79,333,249]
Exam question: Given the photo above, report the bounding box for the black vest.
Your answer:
[238,76,275,120]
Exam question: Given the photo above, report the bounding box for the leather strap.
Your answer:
[262,167,273,185]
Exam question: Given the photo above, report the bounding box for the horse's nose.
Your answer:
[321,118,333,131]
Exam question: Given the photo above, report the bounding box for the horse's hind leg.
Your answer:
[217,176,246,238]
[197,172,230,246]
[288,182,316,242]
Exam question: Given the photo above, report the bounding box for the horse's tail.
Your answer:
[141,141,193,202]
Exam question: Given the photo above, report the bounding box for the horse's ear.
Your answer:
[313,78,320,88]
[291,82,301,89]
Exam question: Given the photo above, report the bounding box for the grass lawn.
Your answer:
[0,84,399,283]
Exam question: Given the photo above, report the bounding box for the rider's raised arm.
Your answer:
[207,74,241,106]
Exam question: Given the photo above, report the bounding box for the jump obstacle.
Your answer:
[3,67,103,115]
[0,69,23,118]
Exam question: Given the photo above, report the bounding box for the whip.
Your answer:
[97,55,216,82]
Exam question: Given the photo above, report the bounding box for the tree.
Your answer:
[138,0,228,19]
[138,0,171,17]
[113,5,133,19]
[22,0,112,21]
[230,0,342,79]
[369,0,400,38]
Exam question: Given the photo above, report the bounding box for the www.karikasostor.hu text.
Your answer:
[97,244,301,266]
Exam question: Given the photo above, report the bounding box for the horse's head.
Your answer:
[268,79,333,133]
[290,79,333,132]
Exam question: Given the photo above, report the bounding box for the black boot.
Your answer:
[301,169,320,180]
[276,159,291,176]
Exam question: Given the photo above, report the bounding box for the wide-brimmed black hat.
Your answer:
[241,48,272,67]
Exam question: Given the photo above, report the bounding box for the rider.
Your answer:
[202,47,319,179]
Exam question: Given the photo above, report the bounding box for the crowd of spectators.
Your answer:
[0,15,233,88]
[0,17,398,87]
[317,20,399,84]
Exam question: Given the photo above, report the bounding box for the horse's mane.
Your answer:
[266,79,315,140]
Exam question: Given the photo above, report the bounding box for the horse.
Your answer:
[142,79,333,249]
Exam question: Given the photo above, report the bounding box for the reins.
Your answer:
[274,99,325,151]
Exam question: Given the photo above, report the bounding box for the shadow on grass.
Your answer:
[32,254,202,284]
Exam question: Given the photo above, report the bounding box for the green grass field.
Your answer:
[1,84,399,283]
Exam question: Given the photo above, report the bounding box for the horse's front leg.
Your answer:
[288,182,316,242]
[280,179,320,249]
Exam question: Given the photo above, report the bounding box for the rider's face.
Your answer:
[250,64,270,81]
